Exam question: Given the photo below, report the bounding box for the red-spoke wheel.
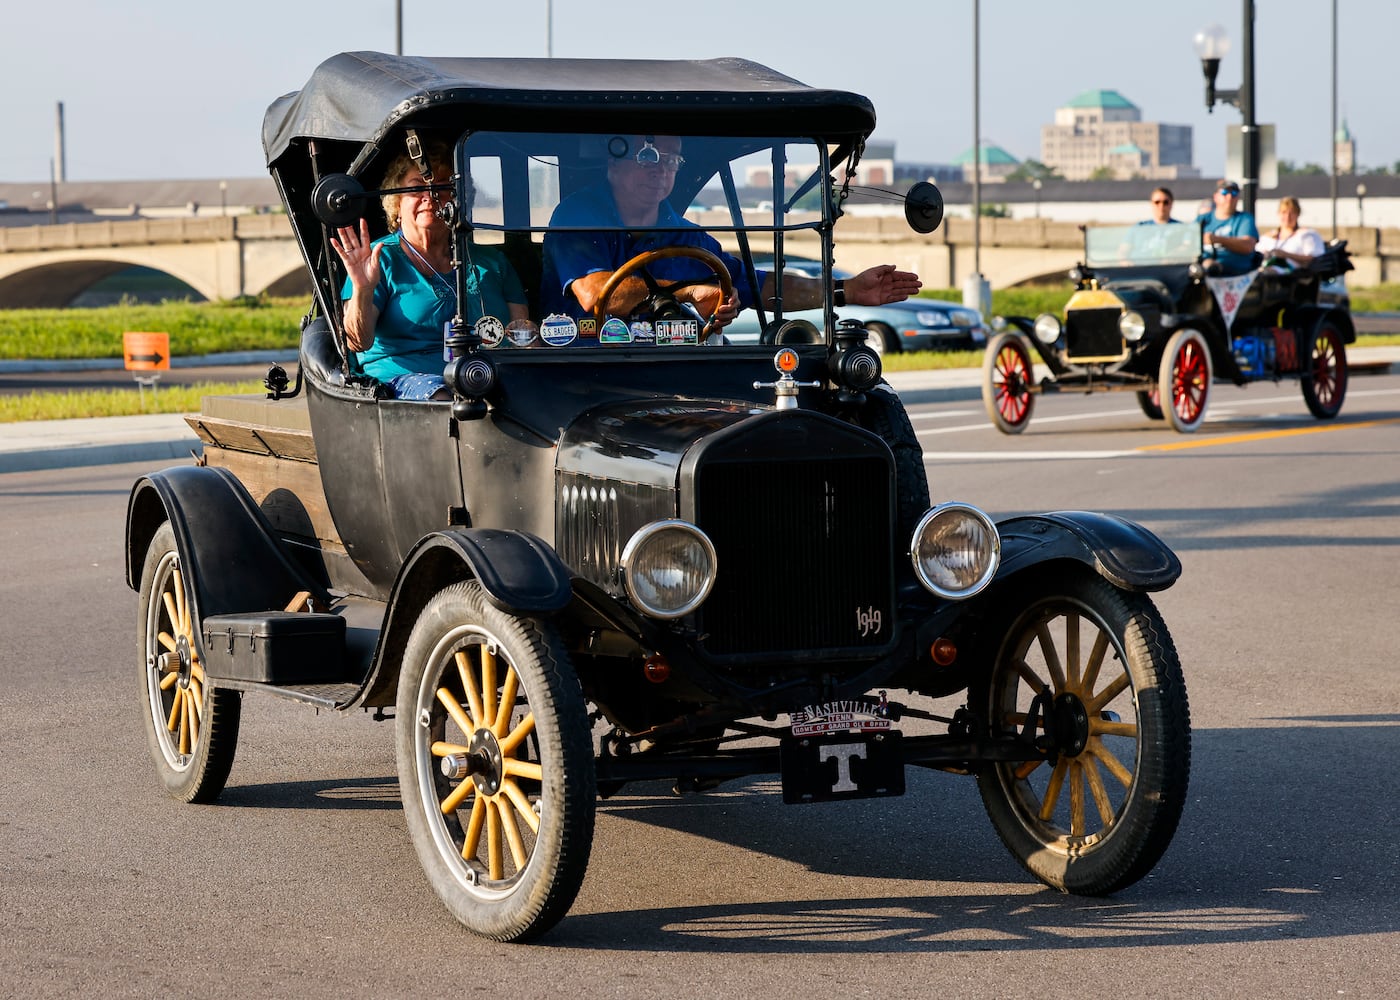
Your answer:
[1301,321,1348,419]
[982,332,1036,434]
[1158,329,1212,433]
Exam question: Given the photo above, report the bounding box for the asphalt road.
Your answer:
[3,375,1398,998]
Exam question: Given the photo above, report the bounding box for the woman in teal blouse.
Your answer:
[333,143,527,399]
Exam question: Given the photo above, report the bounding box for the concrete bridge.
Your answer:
[0,212,1394,308]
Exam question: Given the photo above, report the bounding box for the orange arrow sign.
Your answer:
[123,331,170,371]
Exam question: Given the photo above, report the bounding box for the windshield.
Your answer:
[1084,223,1203,268]
[451,131,836,350]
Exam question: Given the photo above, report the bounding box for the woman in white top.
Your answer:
[1257,196,1326,268]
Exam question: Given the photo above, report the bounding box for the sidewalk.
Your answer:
[0,350,1393,475]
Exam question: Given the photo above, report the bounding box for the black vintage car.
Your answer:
[984,221,1354,433]
[126,52,1191,942]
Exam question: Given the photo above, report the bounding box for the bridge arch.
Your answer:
[0,249,220,308]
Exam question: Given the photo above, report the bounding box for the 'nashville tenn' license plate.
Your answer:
[779,732,905,804]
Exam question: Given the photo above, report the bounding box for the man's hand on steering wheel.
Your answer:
[594,246,735,335]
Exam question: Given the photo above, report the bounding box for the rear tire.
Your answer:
[1136,388,1164,421]
[1300,320,1348,419]
[137,521,241,803]
[982,332,1036,434]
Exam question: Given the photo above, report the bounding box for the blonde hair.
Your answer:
[379,140,461,230]
[1279,196,1302,216]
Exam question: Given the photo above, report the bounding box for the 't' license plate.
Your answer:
[780,731,905,804]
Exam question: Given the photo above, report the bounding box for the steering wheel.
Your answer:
[593,246,734,336]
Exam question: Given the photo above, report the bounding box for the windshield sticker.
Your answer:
[655,319,699,345]
[629,321,656,345]
[789,695,893,736]
[506,319,538,347]
[540,314,578,347]
[600,317,631,344]
[578,318,598,340]
[474,315,505,347]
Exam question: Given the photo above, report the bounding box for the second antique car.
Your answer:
[984,221,1354,433]
[125,52,1193,942]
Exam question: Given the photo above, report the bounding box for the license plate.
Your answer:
[780,732,905,804]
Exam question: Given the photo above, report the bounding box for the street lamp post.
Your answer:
[1356,182,1366,228]
[1032,177,1042,219]
[219,180,228,217]
[1194,0,1258,216]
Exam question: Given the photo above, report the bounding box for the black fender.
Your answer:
[348,528,574,709]
[995,510,1181,592]
[1301,304,1356,345]
[125,465,333,620]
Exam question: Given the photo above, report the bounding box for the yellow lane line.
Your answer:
[1138,417,1400,452]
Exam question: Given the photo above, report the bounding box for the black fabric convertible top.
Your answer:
[263,51,877,167]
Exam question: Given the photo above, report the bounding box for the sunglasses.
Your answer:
[1151,198,1172,205]
[1217,186,1240,196]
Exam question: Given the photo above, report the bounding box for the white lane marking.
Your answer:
[908,409,979,421]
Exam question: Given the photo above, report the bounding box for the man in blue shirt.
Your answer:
[542,135,920,330]
[1195,180,1259,276]
[1138,187,1179,226]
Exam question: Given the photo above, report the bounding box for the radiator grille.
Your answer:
[695,454,894,657]
[1065,307,1127,362]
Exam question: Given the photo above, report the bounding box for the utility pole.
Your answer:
[396,0,403,54]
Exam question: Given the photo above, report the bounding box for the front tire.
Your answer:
[982,332,1036,434]
[974,568,1190,895]
[396,581,595,942]
[137,521,241,803]
[1159,328,1212,433]
[1301,320,1348,419]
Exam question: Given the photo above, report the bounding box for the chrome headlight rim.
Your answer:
[620,519,717,619]
[1119,310,1147,342]
[909,502,1001,600]
[1033,313,1062,346]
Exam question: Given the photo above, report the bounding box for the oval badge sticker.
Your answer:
[540,313,578,347]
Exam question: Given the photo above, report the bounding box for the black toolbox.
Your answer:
[201,611,346,685]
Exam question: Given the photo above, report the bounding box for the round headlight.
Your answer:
[1033,313,1062,345]
[910,503,1000,599]
[1119,311,1147,342]
[620,520,717,618]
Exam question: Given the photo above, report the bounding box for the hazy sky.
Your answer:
[2,0,1392,183]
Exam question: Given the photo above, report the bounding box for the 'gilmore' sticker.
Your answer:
[655,319,699,345]
[540,314,578,347]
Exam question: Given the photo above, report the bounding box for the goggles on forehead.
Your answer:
[634,136,685,170]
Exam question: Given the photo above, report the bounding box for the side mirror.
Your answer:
[904,180,945,234]
[311,173,369,228]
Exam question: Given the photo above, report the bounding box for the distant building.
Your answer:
[953,141,1019,183]
[745,139,895,189]
[1040,90,1197,181]
[1335,119,1356,174]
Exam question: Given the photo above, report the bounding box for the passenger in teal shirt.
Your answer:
[333,145,528,399]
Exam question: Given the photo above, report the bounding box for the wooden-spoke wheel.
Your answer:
[982,332,1036,434]
[1158,328,1212,433]
[396,581,594,942]
[1301,320,1348,419]
[137,522,240,803]
[975,569,1191,895]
